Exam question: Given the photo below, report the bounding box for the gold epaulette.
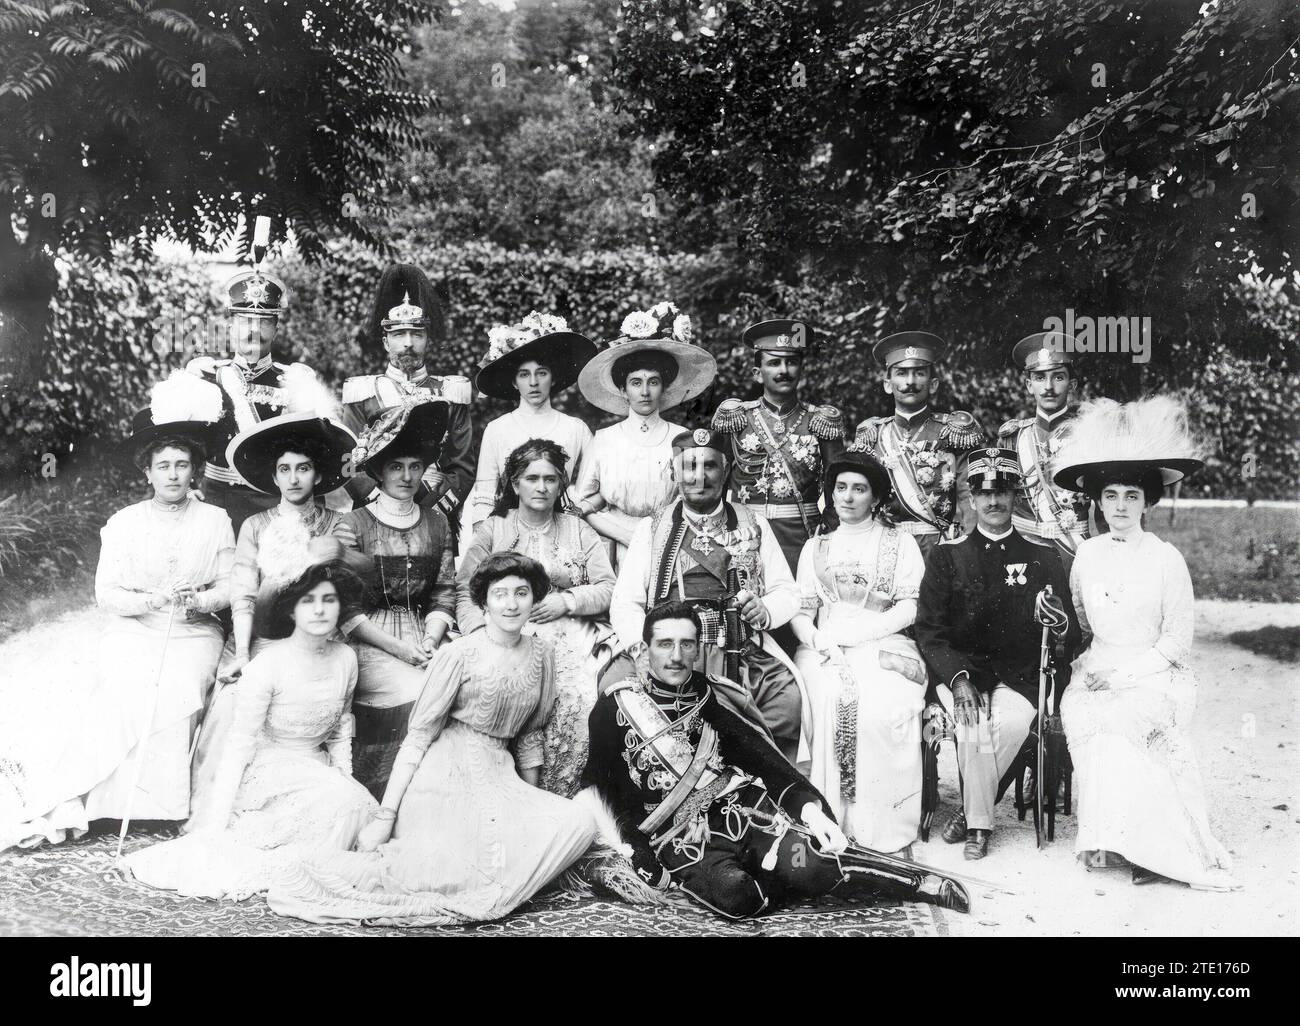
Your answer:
[808,404,845,440]
[851,416,886,451]
[937,410,985,451]
[997,416,1030,440]
[712,397,750,434]
[341,375,378,405]
[438,375,473,405]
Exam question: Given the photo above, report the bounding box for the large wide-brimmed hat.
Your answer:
[128,371,225,468]
[351,397,450,480]
[473,311,597,400]
[1051,396,1203,503]
[824,448,892,506]
[226,412,356,496]
[578,302,717,415]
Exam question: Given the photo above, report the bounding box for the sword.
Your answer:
[1034,586,1056,850]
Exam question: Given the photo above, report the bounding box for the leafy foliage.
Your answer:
[615,0,1300,397]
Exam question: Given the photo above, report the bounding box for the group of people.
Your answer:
[0,255,1239,932]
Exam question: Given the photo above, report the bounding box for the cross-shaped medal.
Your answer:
[691,532,714,556]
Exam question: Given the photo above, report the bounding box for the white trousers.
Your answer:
[936,683,1035,831]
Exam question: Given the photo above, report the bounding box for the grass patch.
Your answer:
[1152,504,1300,602]
[1227,625,1300,663]
[0,453,141,643]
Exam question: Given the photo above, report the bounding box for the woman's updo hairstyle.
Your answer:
[468,551,551,609]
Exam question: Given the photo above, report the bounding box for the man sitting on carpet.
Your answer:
[581,601,971,919]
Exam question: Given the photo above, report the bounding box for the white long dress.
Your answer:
[572,413,684,567]
[0,498,234,850]
[1061,531,1239,889]
[793,519,927,852]
[125,640,376,899]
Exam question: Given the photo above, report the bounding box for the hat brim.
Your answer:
[130,418,214,467]
[227,413,357,496]
[577,338,718,415]
[824,453,892,506]
[361,401,450,478]
[474,332,597,399]
[1052,458,1203,493]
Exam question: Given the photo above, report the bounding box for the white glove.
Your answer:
[801,802,848,854]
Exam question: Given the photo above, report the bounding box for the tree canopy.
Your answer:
[0,0,440,385]
[616,0,1300,393]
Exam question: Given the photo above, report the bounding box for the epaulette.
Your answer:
[851,416,887,451]
[711,397,751,434]
[341,375,379,405]
[998,417,1030,439]
[936,410,985,451]
[808,404,844,440]
[437,374,473,405]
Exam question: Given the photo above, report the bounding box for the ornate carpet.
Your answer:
[1,826,943,938]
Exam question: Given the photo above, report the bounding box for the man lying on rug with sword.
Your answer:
[581,600,974,919]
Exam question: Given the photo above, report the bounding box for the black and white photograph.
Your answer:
[0,0,1295,996]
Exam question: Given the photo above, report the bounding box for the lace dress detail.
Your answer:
[793,519,927,852]
[125,641,377,899]
[456,511,615,799]
[265,632,596,926]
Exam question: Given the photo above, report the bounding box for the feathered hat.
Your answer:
[365,263,446,357]
[350,396,450,480]
[473,311,597,400]
[578,302,717,415]
[1052,396,1204,503]
[129,371,225,467]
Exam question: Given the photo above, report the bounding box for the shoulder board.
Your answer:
[711,397,750,434]
[937,410,985,450]
[997,417,1030,438]
[435,374,472,405]
[808,404,844,440]
[341,375,379,404]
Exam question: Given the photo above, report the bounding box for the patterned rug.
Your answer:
[0,826,943,938]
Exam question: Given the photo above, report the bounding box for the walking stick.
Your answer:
[115,600,180,861]
[1035,620,1049,850]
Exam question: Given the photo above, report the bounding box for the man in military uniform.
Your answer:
[583,601,971,917]
[712,319,845,572]
[913,449,1081,860]
[186,224,334,535]
[997,331,1095,573]
[851,331,985,562]
[340,264,474,537]
[607,428,804,762]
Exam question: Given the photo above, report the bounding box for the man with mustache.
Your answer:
[712,319,845,572]
[851,332,985,562]
[341,264,474,541]
[606,428,804,762]
[997,332,1096,574]
[583,601,970,917]
[913,449,1080,860]
[186,244,335,536]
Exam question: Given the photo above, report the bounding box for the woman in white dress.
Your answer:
[1052,396,1239,890]
[789,451,927,854]
[1,372,232,850]
[458,438,616,798]
[125,559,377,898]
[266,552,597,926]
[572,301,717,567]
[465,312,597,543]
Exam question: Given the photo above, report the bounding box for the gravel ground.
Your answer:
[2,599,1296,937]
